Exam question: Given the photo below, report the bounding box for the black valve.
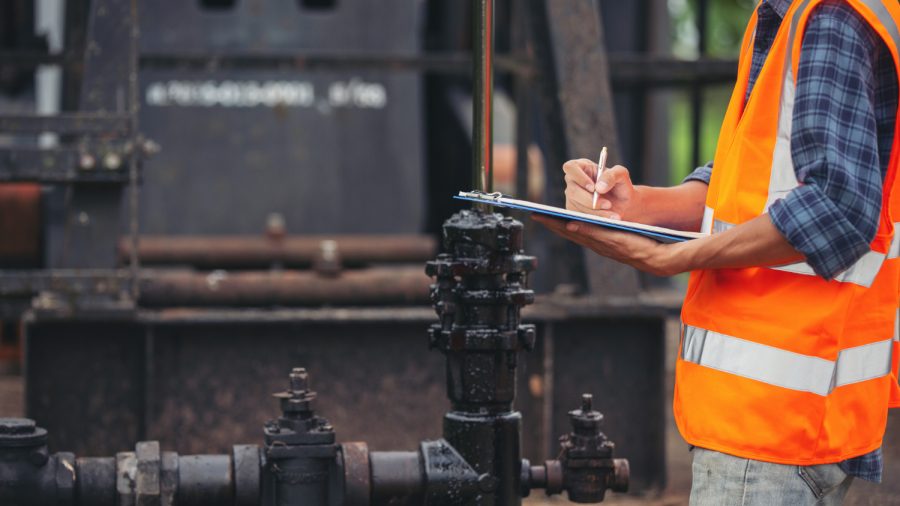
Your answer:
[263,368,338,506]
[558,394,629,503]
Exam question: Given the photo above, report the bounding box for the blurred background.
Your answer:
[0,1,898,504]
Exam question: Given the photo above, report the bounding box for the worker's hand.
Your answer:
[531,215,688,277]
[562,159,640,221]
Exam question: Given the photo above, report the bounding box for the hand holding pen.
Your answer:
[562,148,639,222]
[592,147,608,210]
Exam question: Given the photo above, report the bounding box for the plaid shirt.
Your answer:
[685,0,898,482]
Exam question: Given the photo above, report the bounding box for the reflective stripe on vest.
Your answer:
[710,220,900,287]
[679,0,900,462]
[895,309,900,386]
[701,206,715,235]
[895,308,900,342]
[682,324,893,396]
[764,0,809,211]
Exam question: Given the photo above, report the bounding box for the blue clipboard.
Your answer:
[454,191,703,244]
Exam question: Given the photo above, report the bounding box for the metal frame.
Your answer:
[7,3,686,494]
[0,0,143,315]
[0,0,735,311]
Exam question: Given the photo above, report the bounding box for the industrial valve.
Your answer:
[521,394,629,504]
[262,367,337,505]
[558,394,630,502]
[0,210,629,506]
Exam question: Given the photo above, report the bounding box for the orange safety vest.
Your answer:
[676,0,900,465]
[891,179,900,407]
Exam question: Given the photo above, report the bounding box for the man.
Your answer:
[534,0,900,504]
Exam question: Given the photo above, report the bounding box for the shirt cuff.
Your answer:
[768,185,872,280]
[683,162,713,185]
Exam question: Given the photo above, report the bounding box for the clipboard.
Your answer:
[455,191,705,244]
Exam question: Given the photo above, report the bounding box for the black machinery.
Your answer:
[0,207,628,505]
[0,0,744,499]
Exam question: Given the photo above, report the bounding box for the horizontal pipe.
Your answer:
[75,457,116,506]
[138,267,432,307]
[370,451,425,505]
[120,235,437,268]
[177,455,234,505]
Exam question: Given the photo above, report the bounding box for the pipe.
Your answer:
[75,457,116,506]
[138,267,431,307]
[472,0,494,193]
[370,451,425,504]
[0,421,260,506]
[178,455,234,505]
[120,235,438,268]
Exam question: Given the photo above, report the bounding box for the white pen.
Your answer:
[592,146,608,210]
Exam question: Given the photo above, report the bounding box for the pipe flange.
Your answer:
[0,418,48,448]
[233,445,261,506]
[117,452,138,506]
[544,460,564,495]
[55,452,76,503]
[160,452,178,506]
[341,442,371,506]
[135,441,161,506]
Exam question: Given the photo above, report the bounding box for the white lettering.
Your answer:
[144,79,386,109]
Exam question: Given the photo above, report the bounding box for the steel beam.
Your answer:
[527,0,641,296]
[608,55,737,87]
[0,113,130,135]
[0,148,129,183]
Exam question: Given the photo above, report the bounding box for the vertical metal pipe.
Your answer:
[472,0,494,193]
[511,0,530,200]
[128,0,141,301]
[541,324,555,460]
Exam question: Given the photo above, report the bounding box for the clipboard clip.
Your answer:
[470,190,504,202]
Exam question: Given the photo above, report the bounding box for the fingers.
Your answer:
[564,179,611,208]
[531,215,572,238]
[531,214,566,229]
[595,165,630,194]
[532,216,622,246]
[562,159,598,193]
[532,216,594,248]
[564,178,619,215]
[565,176,605,211]
[564,188,620,218]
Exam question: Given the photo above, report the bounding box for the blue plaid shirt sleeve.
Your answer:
[683,162,713,185]
[767,3,890,280]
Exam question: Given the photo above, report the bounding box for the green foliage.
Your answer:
[670,0,757,57]
[707,0,759,56]
[668,0,755,184]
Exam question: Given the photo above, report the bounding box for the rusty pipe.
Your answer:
[138,267,431,307]
[119,235,437,269]
[0,184,41,266]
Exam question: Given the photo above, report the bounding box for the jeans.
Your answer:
[690,448,854,506]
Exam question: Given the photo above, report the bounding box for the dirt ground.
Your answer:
[2,321,899,505]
